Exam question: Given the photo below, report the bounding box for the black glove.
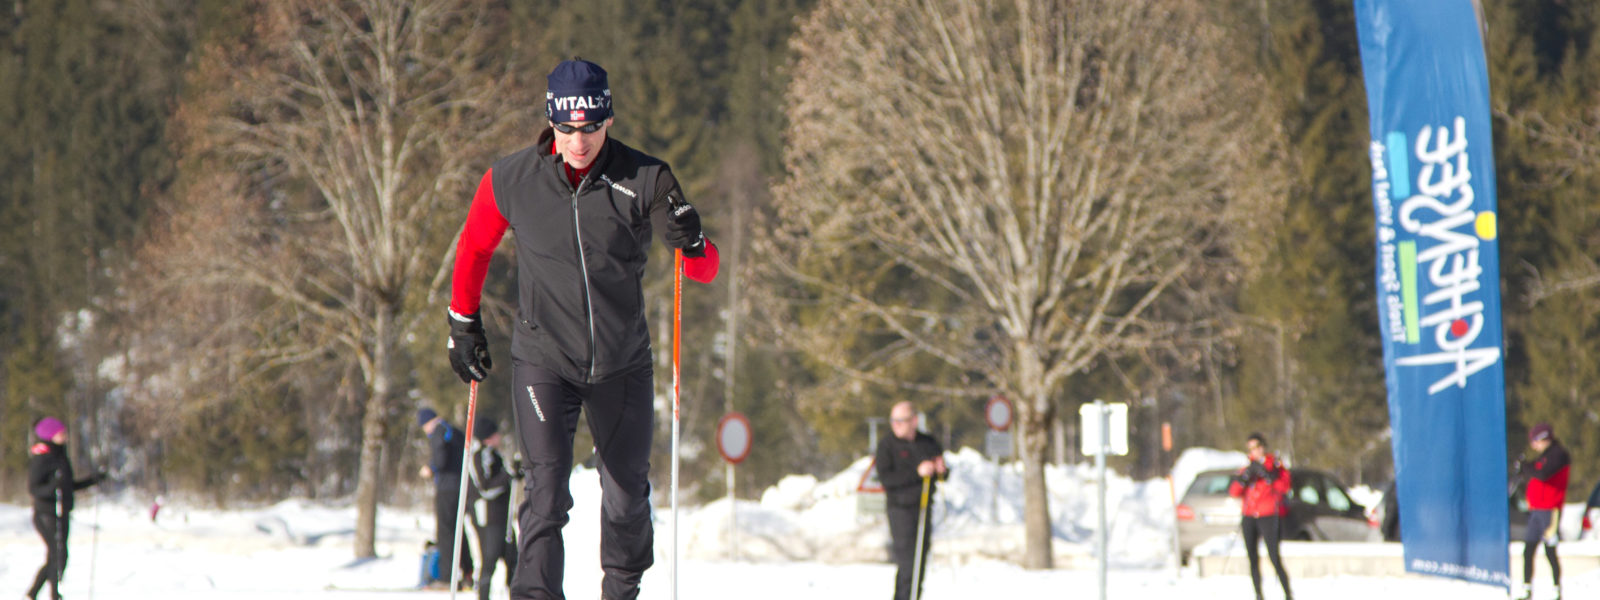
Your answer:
[447,309,492,383]
[1247,462,1271,482]
[665,197,706,257]
[512,453,525,479]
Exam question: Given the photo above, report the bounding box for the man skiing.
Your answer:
[874,401,947,600]
[1513,422,1568,600]
[1228,433,1292,600]
[467,417,520,600]
[418,407,474,590]
[445,58,719,599]
[26,417,104,600]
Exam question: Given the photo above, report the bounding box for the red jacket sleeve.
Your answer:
[684,239,719,283]
[450,169,508,315]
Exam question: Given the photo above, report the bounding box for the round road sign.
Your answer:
[985,395,1013,431]
[717,412,752,464]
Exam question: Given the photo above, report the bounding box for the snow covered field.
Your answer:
[1,448,1595,599]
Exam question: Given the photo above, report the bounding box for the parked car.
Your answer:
[1176,467,1373,564]
[1366,479,1535,542]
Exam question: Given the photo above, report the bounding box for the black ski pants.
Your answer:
[511,361,655,600]
[28,510,68,600]
[475,499,519,600]
[887,501,934,600]
[434,475,475,582]
[1241,515,1292,600]
[1521,508,1561,585]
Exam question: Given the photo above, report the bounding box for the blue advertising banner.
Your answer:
[1354,0,1510,588]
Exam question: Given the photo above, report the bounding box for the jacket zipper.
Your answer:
[571,178,599,382]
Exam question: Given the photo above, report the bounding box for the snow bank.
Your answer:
[678,446,1251,568]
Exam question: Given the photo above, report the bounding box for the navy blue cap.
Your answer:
[546,59,612,123]
[474,417,499,441]
[417,407,438,427]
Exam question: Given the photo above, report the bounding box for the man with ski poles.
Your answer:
[419,407,476,590]
[874,401,948,600]
[446,58,719,600]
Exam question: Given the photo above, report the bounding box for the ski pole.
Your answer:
[57,488,66,597]
[910,475,931,600]
[670,247,683,600]
[88,462,102,600]
[450,380,481,599]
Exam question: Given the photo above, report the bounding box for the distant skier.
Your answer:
[1513,423,1568,600]
[445,57,719,600]
[874,401,947,600]
[467,417,519,600]
[1228,433,1292,600]
[418,407,474,590]
[26,417,104,600]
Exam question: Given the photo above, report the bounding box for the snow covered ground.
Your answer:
[1,447,1595,599]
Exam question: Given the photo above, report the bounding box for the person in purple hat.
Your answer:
[445,57,721,600]
[26,417,105,600]
[1513,422,1569,600]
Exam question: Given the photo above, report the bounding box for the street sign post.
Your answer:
[717,412,752,561]
[1080,400,1128,600]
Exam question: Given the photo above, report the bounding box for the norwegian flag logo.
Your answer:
[571,110,586,121]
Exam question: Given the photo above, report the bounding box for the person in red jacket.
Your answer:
[1228,433,1292,600]
[1514,423,1568,600]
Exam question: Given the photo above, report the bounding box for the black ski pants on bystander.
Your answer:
[1242,515,1292,600]
[28,511,67,600]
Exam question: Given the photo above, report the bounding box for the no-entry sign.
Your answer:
[985,395,1013,431]
[717,412,752,464]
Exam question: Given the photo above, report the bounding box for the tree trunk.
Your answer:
[1019,391,1055,569]
[353,302,398,558]
[1015,343,1055,569]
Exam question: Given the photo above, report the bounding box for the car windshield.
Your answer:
[1186,472,1235,498]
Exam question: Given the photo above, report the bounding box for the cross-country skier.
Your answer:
[1513,422,1568,600]
[445,58,719,600]
[467,417,519,600]
[26,417,104,600]
[418,407,475,590]
[874,401,947,600]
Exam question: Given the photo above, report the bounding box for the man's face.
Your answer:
[1532,438,1551,453]
[551,118,610,170]
[890,407,917,441]
[1246,438,1265,461]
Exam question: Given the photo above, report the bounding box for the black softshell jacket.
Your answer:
[491,130,685,384]
[28,442,96,515]
[875,433,948,508]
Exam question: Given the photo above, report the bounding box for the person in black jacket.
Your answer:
[467,417,519,600]
[445,58,720,600]
[26,416,103,600]
[418,407,474,590]
[874,401,948,600]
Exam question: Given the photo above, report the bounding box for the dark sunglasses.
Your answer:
[552,120,606,134]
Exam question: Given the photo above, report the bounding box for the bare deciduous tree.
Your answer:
[156,0,533,557]
[768,0,1285,567]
